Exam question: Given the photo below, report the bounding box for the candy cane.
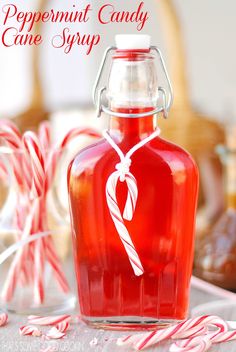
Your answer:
[19,325,42,337]
[169,337,212,352]
[28,315,71,326]
[1,200,38,302]
[59,127,101,149]
[0,312,8,326]
[34,235,45,304]
[117,315,228,350]
[103,128,160,276]
[42,236,69,293]
[23,132,46,199]
[56,321,70,333]
[0,120,26,188]
[106,170,143,276]
[39,121,51,152]
[45,127,101,191]
[23,132,69,300]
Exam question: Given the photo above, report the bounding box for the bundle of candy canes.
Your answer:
[0,119,100,304]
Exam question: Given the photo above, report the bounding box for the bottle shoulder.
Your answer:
[69,135,198,176]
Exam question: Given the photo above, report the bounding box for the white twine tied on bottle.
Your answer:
[103,127,161,276]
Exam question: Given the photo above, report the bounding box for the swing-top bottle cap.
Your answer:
[115,34,151,50]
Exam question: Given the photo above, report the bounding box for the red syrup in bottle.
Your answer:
[68,35,199,329]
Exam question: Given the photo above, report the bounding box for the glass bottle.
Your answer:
[194,126,236,290]
[68,35,199,328]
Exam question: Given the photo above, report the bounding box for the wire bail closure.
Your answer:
[93,46,174,119]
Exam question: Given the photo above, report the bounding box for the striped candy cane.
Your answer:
[170,337,212,352]
[19,325,42,337]
[117,315,228,350]
[39,121,51,152]
[103,128,160,276]
[28,315,71,326]
[45,127,101,191]
[0,120,31,190]
[23,132,46,199]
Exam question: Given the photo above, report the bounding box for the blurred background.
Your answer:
[0,0,236,290]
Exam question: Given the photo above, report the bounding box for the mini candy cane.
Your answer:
[103,127,160,276]
[28,315,71,326]
[19,325,42,337]
[0,312,8,326]
[117,315,228,350]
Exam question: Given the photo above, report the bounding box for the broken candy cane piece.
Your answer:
[19,325,42,337]
[56,321,70,333]
[46,326,66,339]
[0,312,8,327]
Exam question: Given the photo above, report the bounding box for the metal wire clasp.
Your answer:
[93,46,174,119]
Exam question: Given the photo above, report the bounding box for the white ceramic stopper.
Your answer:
[115,34,151,50]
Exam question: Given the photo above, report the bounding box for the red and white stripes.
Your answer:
[0,119,101,305]
[117,315,236,351]
[19,325,42,337]
[103,128,160,276]
[105,169,143,276]
[28,315,71,326]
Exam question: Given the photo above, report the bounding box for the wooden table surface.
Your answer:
[1,286,236,352]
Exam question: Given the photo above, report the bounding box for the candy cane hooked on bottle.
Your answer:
[103,128,161,276]
[106,169,144,276]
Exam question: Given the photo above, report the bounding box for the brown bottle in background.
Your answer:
[194,126,236,290]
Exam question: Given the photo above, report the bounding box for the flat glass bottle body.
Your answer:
[68,111,199,329]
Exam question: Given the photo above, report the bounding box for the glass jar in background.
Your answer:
[0,146,76,314]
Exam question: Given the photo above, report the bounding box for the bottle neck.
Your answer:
[108,108,156,141]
